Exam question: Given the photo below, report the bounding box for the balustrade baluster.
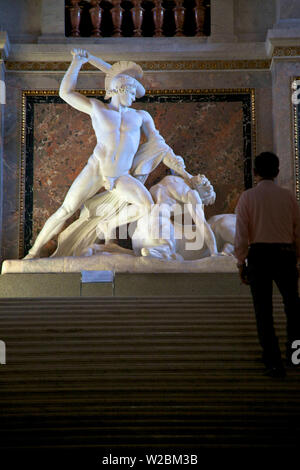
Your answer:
[152,0,165,37]
[131,0,144,37]
[173,0,185,36]
[89,0,103,37]
[65,0,209,38]
[110,0,124,37]
[69,0,82,37]
[194,0,206,36]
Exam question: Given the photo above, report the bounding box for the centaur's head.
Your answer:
[191,174,216,206]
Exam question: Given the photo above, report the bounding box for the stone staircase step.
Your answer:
[0,295,299,458]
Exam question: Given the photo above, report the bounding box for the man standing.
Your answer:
[234,152,300,377]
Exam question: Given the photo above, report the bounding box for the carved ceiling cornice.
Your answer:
[5,47,300,71]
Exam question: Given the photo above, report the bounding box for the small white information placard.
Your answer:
[0,80,5,104]
[81,270,114,283]
[0,340,6,364]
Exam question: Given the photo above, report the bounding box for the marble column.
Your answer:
[208,0,237,43]
[271,61,300,191]
[38,0,66,43]
[269,2,300,192]
[0,33,10,261]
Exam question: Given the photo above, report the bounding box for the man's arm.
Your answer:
[234,193,250,264]
[234,193,250,283]
[59,49,92,115]
[140,110,192,181]
[291,195,300,270]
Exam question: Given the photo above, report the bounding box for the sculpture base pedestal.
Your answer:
[1,253,237,275]
[0,254,252,298]
[0,271,253,298]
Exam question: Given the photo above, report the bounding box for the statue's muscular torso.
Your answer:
[90,98,144,178]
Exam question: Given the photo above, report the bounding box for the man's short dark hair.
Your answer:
[254,152,280,178]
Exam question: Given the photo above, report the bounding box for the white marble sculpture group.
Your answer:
[24,49,236,268]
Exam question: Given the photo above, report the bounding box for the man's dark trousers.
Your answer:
[247,243,300,368]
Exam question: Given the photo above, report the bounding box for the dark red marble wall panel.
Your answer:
[134,100,244,220]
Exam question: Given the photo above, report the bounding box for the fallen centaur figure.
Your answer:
[131,174,231,261]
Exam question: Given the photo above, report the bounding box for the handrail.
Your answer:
[65,0,211,38]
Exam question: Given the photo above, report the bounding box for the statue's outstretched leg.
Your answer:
[24,161,103,259]
[24,207,74,259]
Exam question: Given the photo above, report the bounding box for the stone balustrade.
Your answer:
[65,0,210,38]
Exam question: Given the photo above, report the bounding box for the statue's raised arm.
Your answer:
[59,49,92,114]
[59,48,117,114]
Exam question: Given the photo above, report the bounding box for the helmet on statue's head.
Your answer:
[104,61,145,100]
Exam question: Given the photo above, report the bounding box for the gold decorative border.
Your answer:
[292,78,300,202]
[250,88,256,164]
[9,49,300,71]
[9,49,300,73]
[7,60,271,72]
[138,60,270,71]
[20,88,256,257]
[19,91,27,258]
[273,47,300,58]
